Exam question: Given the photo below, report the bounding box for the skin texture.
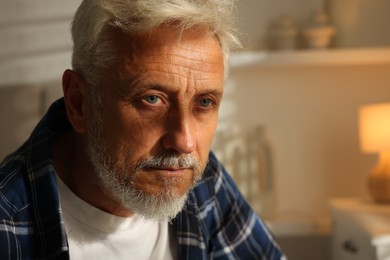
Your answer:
[54,25,225,217]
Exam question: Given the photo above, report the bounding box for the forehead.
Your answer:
[112,25,224,75]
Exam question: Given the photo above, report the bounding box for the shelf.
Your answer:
[230,47,390,69]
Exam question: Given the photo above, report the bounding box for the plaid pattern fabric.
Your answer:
[0,98,284,259]
[175,152,284,259]
[0,99,70,259]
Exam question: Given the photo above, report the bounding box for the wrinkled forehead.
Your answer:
[99,25,224,94]
[111,24,222,62]
[108,25,224,76]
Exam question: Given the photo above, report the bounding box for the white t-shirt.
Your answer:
[56,176,178,260]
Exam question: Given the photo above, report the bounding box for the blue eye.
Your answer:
[145,95,159,104]
[199,98,213,107]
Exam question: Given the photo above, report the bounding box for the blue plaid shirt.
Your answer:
[0,98,284,259]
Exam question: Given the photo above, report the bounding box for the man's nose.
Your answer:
[161,112,196,154]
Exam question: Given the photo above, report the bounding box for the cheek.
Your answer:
[197,120,218,160]
[101,110,163,162]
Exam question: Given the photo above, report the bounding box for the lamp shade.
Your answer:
[359,103,390,153]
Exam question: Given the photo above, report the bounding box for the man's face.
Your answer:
[86,25,224,220]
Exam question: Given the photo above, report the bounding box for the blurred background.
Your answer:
[1,0,390,259]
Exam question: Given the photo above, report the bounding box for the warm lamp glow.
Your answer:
[359,103,390,203]
[359,103,390,153]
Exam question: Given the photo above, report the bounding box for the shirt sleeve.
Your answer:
[0,162,35,260]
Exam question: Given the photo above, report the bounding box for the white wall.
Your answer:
[219,62,390,220]
[230,0,390,223]
[0,0,81,87]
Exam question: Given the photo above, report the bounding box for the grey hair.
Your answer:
[71,0,241,89]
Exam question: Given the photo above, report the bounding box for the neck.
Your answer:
[52,131,134,217]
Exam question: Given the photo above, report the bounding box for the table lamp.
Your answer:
[359,103,390,203]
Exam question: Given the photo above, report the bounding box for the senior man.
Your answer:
[0,0,284,259]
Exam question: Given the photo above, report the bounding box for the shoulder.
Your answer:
[0,149,31,219]
[186,151,285,259]
[187,151,250,237]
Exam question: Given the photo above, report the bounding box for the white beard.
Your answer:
[85,108,202,221]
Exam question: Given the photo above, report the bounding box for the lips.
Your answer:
[145,167,190,174]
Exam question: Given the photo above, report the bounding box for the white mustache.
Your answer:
[135,154,199,171]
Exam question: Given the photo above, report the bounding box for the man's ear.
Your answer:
[62,69,89,134]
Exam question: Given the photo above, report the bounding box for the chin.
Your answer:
[123,185,190,221]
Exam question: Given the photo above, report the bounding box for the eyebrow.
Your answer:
[121,76,223,98]
[195,89,223,99]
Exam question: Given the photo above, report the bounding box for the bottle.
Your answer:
[248,126,276,219]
